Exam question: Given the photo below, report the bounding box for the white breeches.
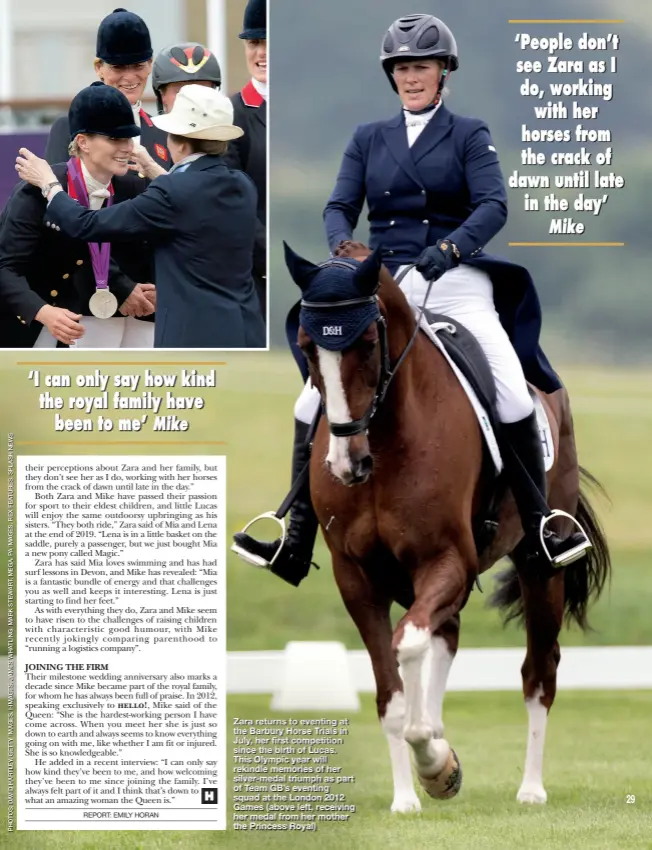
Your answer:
[34,317,155,349]
[399,265,534,424]
[293,264,534,426]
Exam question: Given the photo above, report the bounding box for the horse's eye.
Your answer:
[360,336,377,355]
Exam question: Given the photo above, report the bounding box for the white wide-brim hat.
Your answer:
[151,84,244,141]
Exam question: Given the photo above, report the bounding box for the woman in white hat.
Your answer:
[16,85,265,349]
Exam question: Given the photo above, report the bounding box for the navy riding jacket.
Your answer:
[317,104,561,393]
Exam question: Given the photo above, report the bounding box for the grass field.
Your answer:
[3,693,652,848]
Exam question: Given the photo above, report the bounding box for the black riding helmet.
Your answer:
[380,15,459,94]
[152,42,221,113]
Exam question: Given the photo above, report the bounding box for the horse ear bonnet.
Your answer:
[296,253,382,351]
[353,247,383,296]
[284,242,321,292]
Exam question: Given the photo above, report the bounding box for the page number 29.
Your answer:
[626,794,636,804]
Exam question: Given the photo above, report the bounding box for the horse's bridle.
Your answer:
[301,262,429,438]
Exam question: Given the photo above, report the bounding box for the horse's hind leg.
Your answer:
[515,392,578,804]
[513,543,565,804]
[331,551,420,814]
[428,615,460,739]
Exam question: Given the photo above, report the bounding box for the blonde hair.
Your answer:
[68,136,83,156]
[68,133,99,157]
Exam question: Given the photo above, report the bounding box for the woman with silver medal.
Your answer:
[67,158,119,321]
[62,86,147,328]
[0,82,153,348]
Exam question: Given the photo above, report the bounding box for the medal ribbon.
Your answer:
[66,157,114,291]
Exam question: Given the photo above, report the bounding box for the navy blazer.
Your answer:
[322,104,560,392]
[0,163,152,348]
[46,155,266,349]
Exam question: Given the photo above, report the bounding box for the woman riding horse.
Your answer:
[234,13,591,582]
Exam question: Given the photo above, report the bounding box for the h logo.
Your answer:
[322,326,343,336]
[201,787,218,804]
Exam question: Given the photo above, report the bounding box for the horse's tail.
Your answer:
[489,467,612,631]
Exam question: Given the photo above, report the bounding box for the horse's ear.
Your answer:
[353,246,383,296]
[283,241,321,292]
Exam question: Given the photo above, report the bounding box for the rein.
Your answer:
[301,262,435,437]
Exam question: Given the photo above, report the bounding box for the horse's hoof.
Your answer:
[417,747,462,800]
[516,784,547,804]
[390,796,422,814]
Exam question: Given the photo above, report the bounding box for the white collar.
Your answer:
[403,101,441,126]
[251,77,268,100]
[80,159,111,194]
[132,101,142,125]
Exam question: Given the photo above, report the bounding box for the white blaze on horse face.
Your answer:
[396,623,450,777]
[516,683,549,804]
[380,691,421,814]
[317,347,353,480]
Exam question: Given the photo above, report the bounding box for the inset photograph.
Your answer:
[0,1,267,349]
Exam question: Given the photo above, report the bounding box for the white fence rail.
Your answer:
[228,645,652,709]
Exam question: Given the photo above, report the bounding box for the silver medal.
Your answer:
[89,289,119,319]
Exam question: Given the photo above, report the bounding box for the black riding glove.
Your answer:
[416,239,461,282]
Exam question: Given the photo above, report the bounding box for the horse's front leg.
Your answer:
[393,549,468,799]
[331,550,420,814]
[428,614,460,739]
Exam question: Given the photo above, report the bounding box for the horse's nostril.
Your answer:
[359,455,373,475]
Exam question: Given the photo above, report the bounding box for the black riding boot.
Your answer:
[501,411,591,568]
[232,419,319,587]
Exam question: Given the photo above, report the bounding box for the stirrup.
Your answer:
[539,509,592,567]
[230,511,286,568]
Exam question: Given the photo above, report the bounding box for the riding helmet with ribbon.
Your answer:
[152,42,222,113]
[380,14,459,93]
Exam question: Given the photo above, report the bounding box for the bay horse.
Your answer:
[289,241,610,813]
